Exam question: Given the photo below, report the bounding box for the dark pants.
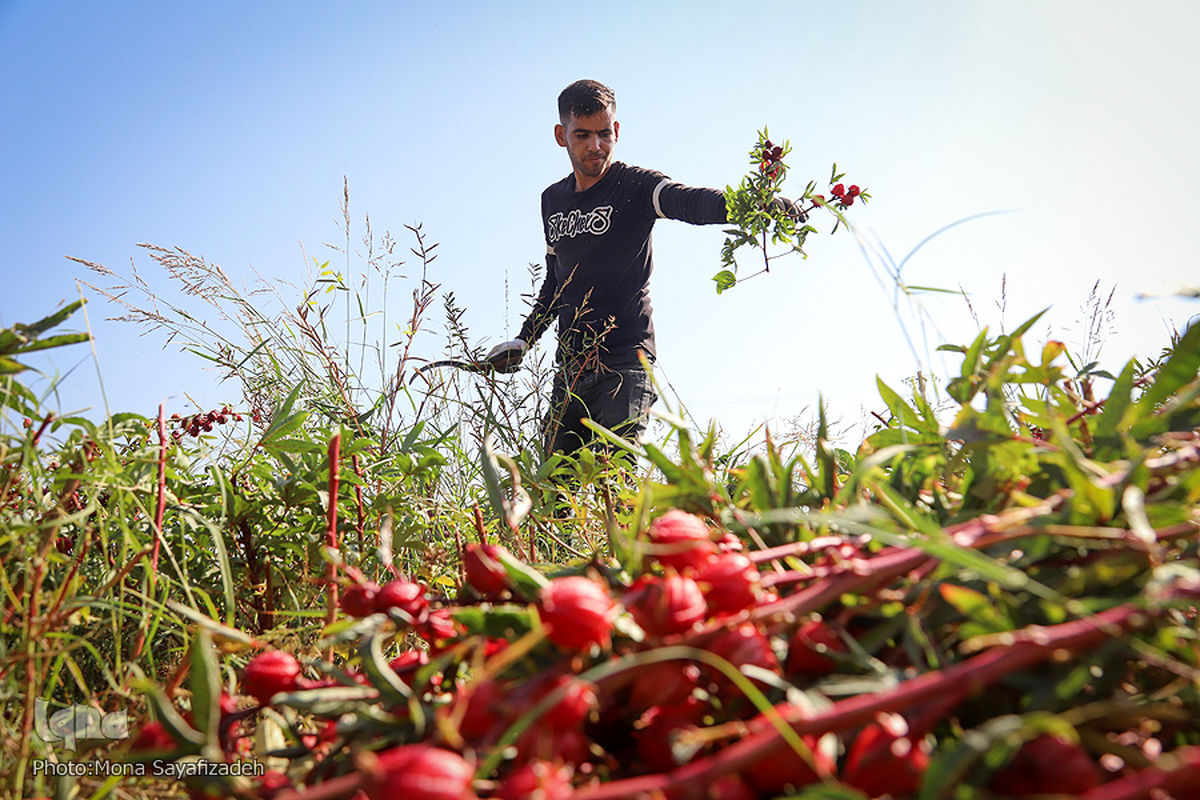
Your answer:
[543,363,658,457]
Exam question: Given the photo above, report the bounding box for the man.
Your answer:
[487,79,794,456]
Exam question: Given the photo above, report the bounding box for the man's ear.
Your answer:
[613,120,620,142]
[554,123,566,148]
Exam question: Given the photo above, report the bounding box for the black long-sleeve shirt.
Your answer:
[517,161,727,368]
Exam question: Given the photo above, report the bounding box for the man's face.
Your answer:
[555,107,619,190]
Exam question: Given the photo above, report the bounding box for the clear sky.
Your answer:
[3,1,1198,442]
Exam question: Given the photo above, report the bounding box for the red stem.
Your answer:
[1078,746,1200,800]
[324,434,342,634]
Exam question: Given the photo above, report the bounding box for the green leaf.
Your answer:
[876,378,927,434]
[938,584,1013,634]
[187,629,222,751]
[451,604,536,638]
[1136,320,1200,414]
[16,299,86,339]
[12,331,91,354]
[129,681,205,757]
[713,270,738,294]
[496,548,549,598]
[0,355,26,374]
[919,715,1026,800]
[480,438,508,527]
[1092,359,1136,453]
[358,631,412,704]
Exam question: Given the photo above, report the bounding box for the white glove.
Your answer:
[485,338,526,373]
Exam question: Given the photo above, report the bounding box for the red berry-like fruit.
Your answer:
[457,679,508,741]
[628,661,702,712]
[463,542,509,597]
[495,760,574,800]
[544,676,599,729]
[831,183,845,198]
[648,510,717,572]
[340,581,379,618]
[704,622,780,699]
[842,718,930,798]
[708,775,758,800]
[635,699,707,772]
[256,770,293,799]
[626,574,708,637]
[241,650,303,705]
[847,184,861,197]
[988,735,1102,796]
[539,576,616,652]
[389,649,431,687]
[419,607,458,644]
[516,725,591,766]
[129,720,175,752]
[375,580,429,618]
[786,618,845,676]
[696,552,760,614]
[742,734,832,795]
[365,745,477,800]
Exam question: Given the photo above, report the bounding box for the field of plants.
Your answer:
[3,149,1200,800]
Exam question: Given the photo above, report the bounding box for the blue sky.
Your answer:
[3,1,1198,440]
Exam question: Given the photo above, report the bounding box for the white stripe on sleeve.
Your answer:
[652,178,675,219]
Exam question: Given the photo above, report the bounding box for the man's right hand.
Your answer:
[485,339,526,373]
[768,195,807,223]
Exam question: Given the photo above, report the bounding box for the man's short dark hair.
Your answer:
[558,79,616,122]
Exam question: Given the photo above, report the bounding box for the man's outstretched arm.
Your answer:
[653,181,728,225]
[654,181,806,226]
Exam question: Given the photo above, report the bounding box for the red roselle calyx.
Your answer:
[648,509,718,572]
[786,617,846,676]
[241,650,303,705]
[420,607,458,643]
[703,622,780,698]
[129,721,175,752]
[389,649,436,688]
[375,579,430,618]
[340,581,380,618]
[463,542,510,597]
[516,725,591,766]
[544,675,599,729]
[495,760,574,800]
[628,661,702,712]
[695,553,760,614]
[539,576,617,652]
[456,679,508,741]
[625,574,708,637]
[841,715,930,798]
[707,774,758,800]
[742,733,833,795]
[256,770,293,799]
[365,744,477,800]
[636,698,708,772]
[988,734,1103,796]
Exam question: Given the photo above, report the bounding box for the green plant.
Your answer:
[715,129,869,293]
